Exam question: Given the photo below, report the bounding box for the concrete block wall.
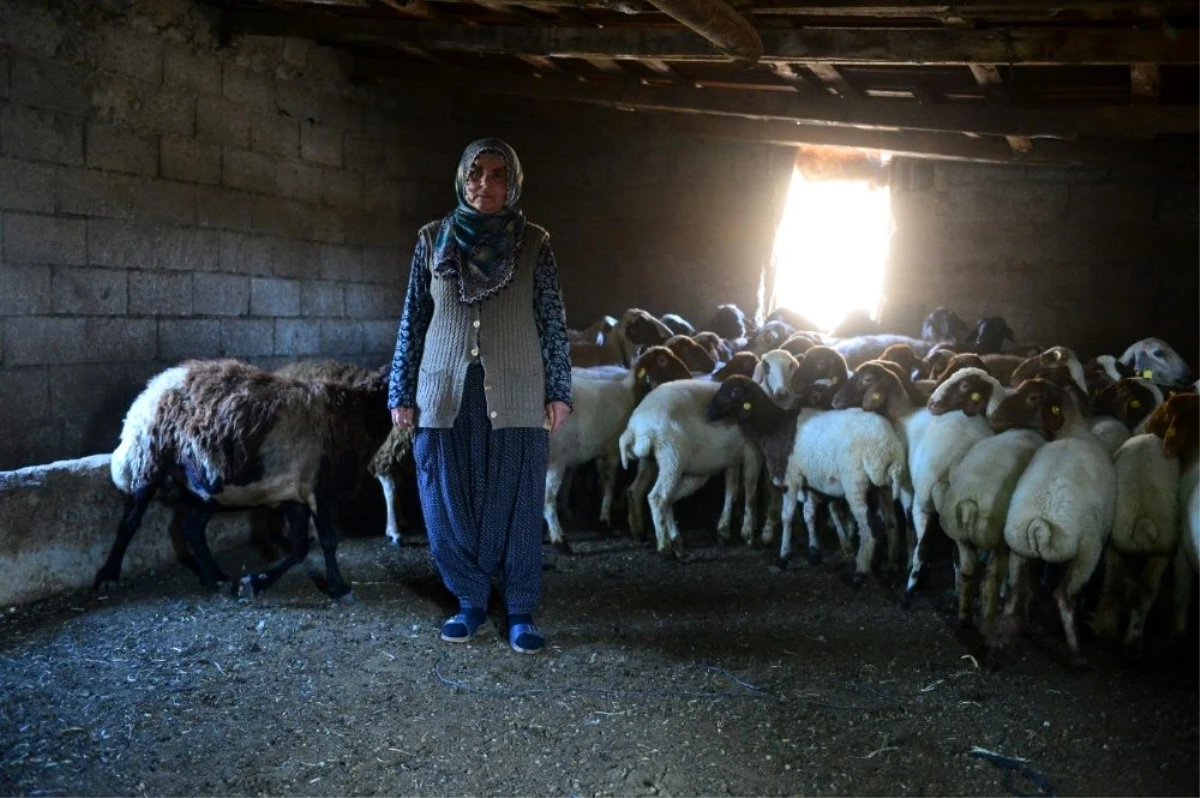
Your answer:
[884,159,1199,365]
[0,0,465,470]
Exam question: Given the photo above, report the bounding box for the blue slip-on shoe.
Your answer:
[508,622,545,654]
[440,613,491,643]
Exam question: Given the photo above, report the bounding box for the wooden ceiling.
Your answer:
[209,0,1199,166]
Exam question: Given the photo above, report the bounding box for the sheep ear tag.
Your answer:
[870,392,882,403]
[636,368,646,378]
[970,392,982,402]
[1051,405,1061,415]
[1129,399,1142,409]
[742,401,753,411]
[1141,369,1153,380]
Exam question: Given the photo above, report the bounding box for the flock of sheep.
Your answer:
[97,303,1198,670]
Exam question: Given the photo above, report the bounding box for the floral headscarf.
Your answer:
[432,138,526,304]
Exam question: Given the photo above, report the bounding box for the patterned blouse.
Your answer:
[388,232,573,410]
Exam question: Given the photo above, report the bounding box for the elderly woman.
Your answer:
[388,138,572,655]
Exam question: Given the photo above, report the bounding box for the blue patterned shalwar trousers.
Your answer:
[413,363,549,616]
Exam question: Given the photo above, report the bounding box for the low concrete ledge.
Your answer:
[0,455,250,608]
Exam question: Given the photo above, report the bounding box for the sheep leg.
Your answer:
[954,540,979,628]
[597,450,620,529]
[648,457,684,559]
[902,500,934,605]
[848,487,877,590]
[1088,546,1128,641]
[376,473,402,548]
[1172,546,1195,638]
[829,500,855,558]
[761,484,782,548]
[800,490,822,567]
[626,460,657,542]
[1122,554,1172,655]
[738,448,761,545]
[1053,541,1105,672]
[177,507,232,591]
[979,546,1009,637]
[238,501,313,598]
[778,483,802,569]
[716,465,739,543]
[876,487,901,572]
[95,483,159,591]
[988,552,1033,666]
[543,462,571,554]
[312,496,354,601]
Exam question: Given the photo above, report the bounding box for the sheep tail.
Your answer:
[618,427,653,471]
[955,500,979,540]
[1020,518,1075,561]
[1131,517,1160,549]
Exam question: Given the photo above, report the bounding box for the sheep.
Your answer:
[745,320,796,356]
[987,378,1116,670]
[831,309,880,338]
[964,316,1015,354]
[618,378,763,558]
[1010,346,1087,393]
[100,359,391,600]
[879,343,929,381]
[1088,377,1162,456]
[692,331,727,364]
[665,334,718,374]
[709,375,906,583]
[780,332,820,359]
[1084,354,1135,397]
[661,313,696,337]
[712,351,760,380]
[275,359,413,548]
[569,315,618,346]
[832,333,935,370]
[708,303,752,340]
[767,307,822,333]
[921,306,971,345]
[1120,337,1194,386]
[753,349,800,406]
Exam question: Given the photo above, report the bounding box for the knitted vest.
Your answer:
[415,221,549,430]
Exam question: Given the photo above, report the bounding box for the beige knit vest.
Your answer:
[415,221,549,430]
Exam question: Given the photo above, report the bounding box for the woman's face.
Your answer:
[465,152,508,214]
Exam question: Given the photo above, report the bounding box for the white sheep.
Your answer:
[1120,337,1194,386]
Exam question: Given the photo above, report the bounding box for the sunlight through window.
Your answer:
[770,166,893,332]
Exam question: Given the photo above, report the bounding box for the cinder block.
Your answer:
[8,53,92,116]
[5,317,87,365]
[321,167,361,208]
[219,231,272,275]
[319,319,365,355]
[317,244,362,282]
[384,144,418,180]
[300,124,341,167]
[129,271,192,316]
[270,238,322,279]
[196,186,256,232]
[343,135,383,173]
[0,262,51,314]
[221,318,274,357]
[304,204,346,244]
[363,178,402,213]
[362,320,398,357]
[250,276,301,317]
[223,148,275,194]
[160,136,220,185]
[275,79,322,124]
[55,168,135,219]
[0,51,8,101]
[0,366,50,421]
[193,272,250,316]
[361,246,404,284]
[48,364,135,421]
[87,219,156,270]
[300,280,343,316]
[1156,184,1200,225]
[1067,183,1156,225]
[196,97,250,149]
[3,213,85,265]
[132,178,196,225]
[131,89,195,137]
[85,123,158,177]
[164,44,221,96]
[275,318,321,356]
[252,196,308,239]
[345,282,402,318]
[319,96,364,135]
[0,156,55,212]
[158,319,221,361]
[223,64,274,108]
[84,318,158,363]
[275,160,323,204]
[0,104,83,165]
[250,112,299,159]
[158,228,219,272]
[344,209,403,249]
[97,27,163,84]
[0,420,61,470]
[51,266,127,315]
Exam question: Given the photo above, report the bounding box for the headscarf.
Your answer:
[432,138,526,304]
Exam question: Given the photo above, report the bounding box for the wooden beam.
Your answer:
[805,63,863,98]
[410,0,1186,17]
[1130,62,1161,103]
[373,63,1198,138]
[763,61,818,94]
[967,63,1033,153]
[224,11,1200,65]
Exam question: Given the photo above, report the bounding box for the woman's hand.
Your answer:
[391,407,416,429]
[545,401,571,433]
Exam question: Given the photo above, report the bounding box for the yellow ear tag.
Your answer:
[1051,405,1062,415]
[636,368,646,378]
[970,392,982,402]
[1141,369,1153,380]
[742,401,753,411]
[1129,399,1141,409]
[870,392,881,403]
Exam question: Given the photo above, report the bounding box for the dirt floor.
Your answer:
[1,506,1198,797]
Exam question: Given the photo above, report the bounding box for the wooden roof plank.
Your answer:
[223,11,1200,65]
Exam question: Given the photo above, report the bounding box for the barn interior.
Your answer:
[0,2,1198,795]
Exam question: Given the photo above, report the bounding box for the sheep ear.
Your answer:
[862,387,885,412]
[1163,417,1187,458]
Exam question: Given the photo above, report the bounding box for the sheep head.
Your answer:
[665,334,717,374]
[936,352,987,384]
[921,306,971,344]
[1092,378,1158,430]
[789,346,849,398]
[832,360,903,414]
[880,343,928,380]
[631,345,691,404]
[713,351,760,381]
[753,350,800,405]
[1145,392,1199,459]
[928,367,998,418]
[1120,337,1195,386]
[990,378,1066,439]
[780,332,818,358]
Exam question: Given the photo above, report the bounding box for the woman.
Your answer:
[388,138,572,655]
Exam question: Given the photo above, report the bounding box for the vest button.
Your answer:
[484,384,493,391]
[470,348,479,357]
[489,411,498,419]
[472,320,480,328]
